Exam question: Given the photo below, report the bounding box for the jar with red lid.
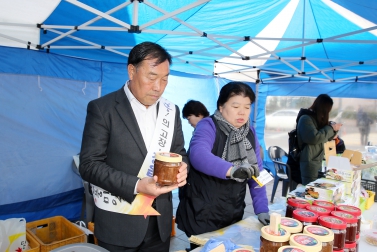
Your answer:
[331,211,358,243]
[292,209,318,227]
[280,217,303,234]
[336,205,361,235]
[303,225,334,252]
[286,198,310,218]
[355,233,359,252]
[343,241,356,252]
[318,215,347,250]
[312,200,335,211]
[306,205,331,219]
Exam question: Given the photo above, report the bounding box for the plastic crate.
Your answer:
[366,190,376,210]
[25,230,40,252]
[361,179,377,202]
[50,243,109,252]
[26,216,86,252]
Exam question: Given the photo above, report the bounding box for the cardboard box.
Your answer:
[313,177,360,195]
[305,178,345,203]
[326,153,363,182]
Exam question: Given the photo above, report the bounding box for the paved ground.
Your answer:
[169,180,283,251]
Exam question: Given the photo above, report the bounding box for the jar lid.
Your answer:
[336,205,361,217]
[303,225,334,242]
[280,217,303,233]
[330,211,358,224]
[318,215,347,229]
[306,205,331,216]
[155,152,182,162]
[289,233,322,252]
[312,200,335,211]
[287,198,310,208]
[292,209,318,222]
[277,246,305,252]
[344,242,356,248]
[261,226,291,242]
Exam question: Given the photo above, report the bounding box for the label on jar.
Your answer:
[296,210,316,217]
[160,152,180,158]
[332,211,354,220]
[338,205,359,213]
[309,206,328,213]
[293,235,319,246]
[323,216,344,224]
[281,218,299,227]
[265,227,287,236]
[281,249,305,252]
[315,201,333,207]
[307,226,329,236]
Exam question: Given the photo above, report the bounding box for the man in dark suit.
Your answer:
[79,42,188,252]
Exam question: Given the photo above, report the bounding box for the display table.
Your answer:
[189,202,377,251]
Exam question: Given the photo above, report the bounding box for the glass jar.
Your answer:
[289,233,322,252]
[278,246,305,252]
[336,205,362,235]
[331,211,358,243]
[343,241,356,252]
[303,225,334,252]
[260,226,290,252]
[355,233,359,252]
[312,200,335,212]
[292,209,319,227]
[306,205,331,220]
[280,217,303,234]
[286,198,310,218]
[153,152,181,186]
[318,215,347,250]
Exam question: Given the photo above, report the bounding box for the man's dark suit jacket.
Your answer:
[79,86,188,247]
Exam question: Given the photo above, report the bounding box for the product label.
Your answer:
[265,227,287,236]
[323,216,343,224]
[281,218,299,227]
[282,249,304,252]
[309,206,327,213]
[338,205,358,212]
[333,211,354,219]
[297,210,316,217]
[293,235,318,246]
[307,226,329,236]
[315,201,333,207]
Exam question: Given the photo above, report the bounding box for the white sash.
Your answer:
[92,97,176,215]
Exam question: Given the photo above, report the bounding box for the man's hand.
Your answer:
[136,162,188,197]
[229,163,260,180]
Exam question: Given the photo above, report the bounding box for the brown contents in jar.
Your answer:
[153,152,181,186]
[260,236,289,252]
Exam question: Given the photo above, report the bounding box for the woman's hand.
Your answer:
[331,123,342,131]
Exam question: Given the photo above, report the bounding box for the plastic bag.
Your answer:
[201,238,240,252]
[0,218,27,252]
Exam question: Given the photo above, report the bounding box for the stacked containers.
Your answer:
[303,225,334,252]
[336,205,362,236]
[292,209,319,227]
[285,198,310,218]
[289,233,322,252]
[318,215,347,251]
[330,211,358,244]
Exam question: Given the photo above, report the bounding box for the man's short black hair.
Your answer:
[182,100,210,119]
[128,42,172,68]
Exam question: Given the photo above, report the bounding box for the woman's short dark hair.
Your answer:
[128,42,172,68]
[182,100,210,119]
[217,82,256,110]
[309,94,333,128]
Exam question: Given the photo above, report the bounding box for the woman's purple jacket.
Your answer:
[189,117,269,215]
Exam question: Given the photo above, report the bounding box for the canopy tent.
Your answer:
[1,0,377,222]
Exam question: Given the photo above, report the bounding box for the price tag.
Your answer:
[252,169,273,188]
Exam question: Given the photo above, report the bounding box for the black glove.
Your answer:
[258,213,270,226]
[230,163,260,180]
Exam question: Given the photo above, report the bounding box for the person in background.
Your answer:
[176,82,270,249]
[295,94,342,185]
[357,107,373,146]
[79,42,188,252]
[182,100,210,129]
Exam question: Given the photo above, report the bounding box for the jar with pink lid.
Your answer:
[318,215,347,250]
[286,198,310,218]
[331,211,358,243]
[343,241,356,252]
[292,209,318,227]
[336,205,362,235]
